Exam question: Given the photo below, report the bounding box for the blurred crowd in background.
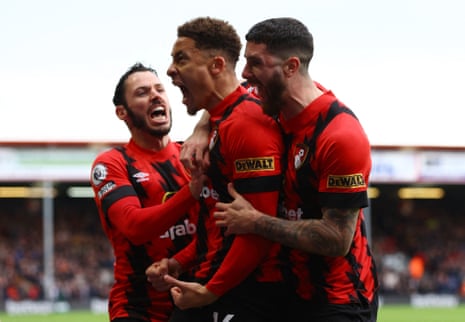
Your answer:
[371,194,465,298]
[0,198,113,303]
[1,190,465,303]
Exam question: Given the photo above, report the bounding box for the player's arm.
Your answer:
[206,189,280,296]
[205,117,284,296]
[161,189,281,309]
[216,199,359,256]
[171,233,198,271]
[105,188,198,245]
[91,157,203,245]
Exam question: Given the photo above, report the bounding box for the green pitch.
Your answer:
[1,306,465,322]
[0,311,106,322]
[378,305,465,322]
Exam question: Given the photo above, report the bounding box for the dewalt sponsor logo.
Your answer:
[327,174,366,189]
[235,157,275,173]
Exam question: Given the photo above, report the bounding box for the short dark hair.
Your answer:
[245,18,314,69]
[113,63,158,106]
[177,17,242,66]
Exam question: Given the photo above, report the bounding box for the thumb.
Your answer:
[227,182,240,199]
[164,274,186,288]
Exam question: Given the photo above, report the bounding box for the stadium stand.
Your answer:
[1,143,465,310]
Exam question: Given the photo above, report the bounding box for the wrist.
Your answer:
[188,180,203,200]
[250,209,264,233]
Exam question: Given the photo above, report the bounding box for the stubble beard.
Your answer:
[126,106,172,138]
[260,72,285,117]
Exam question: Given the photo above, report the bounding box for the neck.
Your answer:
[205,74,240,112]
[281,77,323,120]
[132,133,170,151]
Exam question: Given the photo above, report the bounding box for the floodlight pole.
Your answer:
[42,180,56,301]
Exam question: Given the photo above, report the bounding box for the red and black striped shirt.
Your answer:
[90,140,199,322]
[173,86,285,297]
[278,84,379,306]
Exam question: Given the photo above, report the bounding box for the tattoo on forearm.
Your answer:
[254,208,359,256]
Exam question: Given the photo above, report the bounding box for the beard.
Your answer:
[186,105,198,116]
[260,72,285,117]
[126,107,172,137]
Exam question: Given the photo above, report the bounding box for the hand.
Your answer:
[188,167,207,199]
[181,119,210,173]
[214,183,258,235]
[180,133,210,172]
[163,275,218,309]
[146,258,181,291]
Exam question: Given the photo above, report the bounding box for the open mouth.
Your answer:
[172,81,194,109]
[179,85,189,102]
[150,106,167,122]
[151,106,166,118]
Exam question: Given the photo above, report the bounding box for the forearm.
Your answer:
[205,234,273,296]
[252,208,358,257]
[172,236,198,270]
[110,185,197,244]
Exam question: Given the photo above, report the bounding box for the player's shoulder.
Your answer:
[90,146,128,188]
[233,97,278,128]
[92,145,126,166]
[172,140,184,151]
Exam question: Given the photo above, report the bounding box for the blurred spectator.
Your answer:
[371,194,465,298]
[0,197,113,303]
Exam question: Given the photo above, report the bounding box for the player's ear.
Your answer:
[210,56,225,75]
[115,105,127,120]
[283,56,300,77]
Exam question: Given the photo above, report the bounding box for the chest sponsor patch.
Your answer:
[234,157,275,173]
[327,173,366,188]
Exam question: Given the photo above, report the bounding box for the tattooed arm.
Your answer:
[214,183,358,257]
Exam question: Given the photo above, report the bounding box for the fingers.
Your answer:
[146,262,167,278]
[215,201,228,211]
[181,145,209,172]
[200,150,210,171]
[180,145,196,170]
[213,210,225,220]
[214,214,227,227]
[146,260,172,291]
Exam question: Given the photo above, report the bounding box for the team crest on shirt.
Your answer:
[91,163,107,186]
[293,143,309,169]
[209,128,218,151]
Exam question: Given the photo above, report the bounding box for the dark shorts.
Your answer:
[169,279,293,322]
[288,292,379,322]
